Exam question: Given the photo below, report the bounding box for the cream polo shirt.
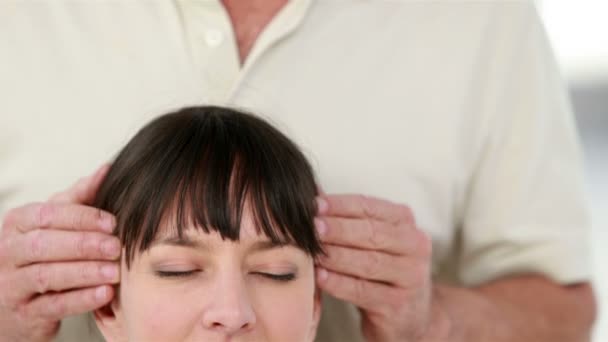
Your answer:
[0,1,591,341]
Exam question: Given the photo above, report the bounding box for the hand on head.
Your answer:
[0,164,119,342]
[314,194,435,341]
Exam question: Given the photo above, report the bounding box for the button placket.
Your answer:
[179,0,241,103]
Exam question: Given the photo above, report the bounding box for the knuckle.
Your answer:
[335,249,351,270]
[94,208,105,223]
[37,203,54,229]
[33,264,50,293]
[328,217,340,235]
[353,278,367,303]
[324,246,338,266]
[81,263,96,282]
[366,219,385,249]
[48,293,67,318]
[363,251,382,278]
[76,234,89,258]
[28,230,46,261]
[74,209,87,231]
[330,217,347,240]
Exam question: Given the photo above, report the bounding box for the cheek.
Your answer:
[252,274,316,340]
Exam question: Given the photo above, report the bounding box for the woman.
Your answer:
[92,106,323,341]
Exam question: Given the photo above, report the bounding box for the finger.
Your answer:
[12,261,119,299]
[2,202,115,234]
[25,285,114,321]
[316,267,403,314]
[12,230,120,266]
[318,245,412,285]
[315,216,413,254]
[49,163,111,205]
[317,194,414,224]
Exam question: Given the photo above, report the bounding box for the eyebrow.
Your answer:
[152,235,295,253]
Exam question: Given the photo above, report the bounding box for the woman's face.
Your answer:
[94,210,321,342]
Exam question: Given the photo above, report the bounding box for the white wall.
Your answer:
[570,83,608,342]
[539,2,608,340]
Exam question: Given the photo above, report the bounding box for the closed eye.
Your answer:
[154,270,296,282]
[155,270,199,278]
[253,272,296,282]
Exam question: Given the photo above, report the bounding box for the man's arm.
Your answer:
[429,276,596,342]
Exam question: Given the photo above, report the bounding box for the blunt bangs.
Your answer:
[94,106,323,267]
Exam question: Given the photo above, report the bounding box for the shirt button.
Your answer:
[204,29,224,47]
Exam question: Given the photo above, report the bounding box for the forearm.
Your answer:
[425,275,596,342]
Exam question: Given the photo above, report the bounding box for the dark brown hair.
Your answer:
[94,106,323,267]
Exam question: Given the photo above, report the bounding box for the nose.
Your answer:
[202,281,256,335]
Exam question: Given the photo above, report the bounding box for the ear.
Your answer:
[93,286,125,342]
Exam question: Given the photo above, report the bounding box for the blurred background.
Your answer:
[538,1,608,340]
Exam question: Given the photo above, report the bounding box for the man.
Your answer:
[0,1,596,341]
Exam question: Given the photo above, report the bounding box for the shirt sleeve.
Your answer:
[457,3,592,286]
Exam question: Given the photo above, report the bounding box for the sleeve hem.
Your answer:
[459,236,592,287]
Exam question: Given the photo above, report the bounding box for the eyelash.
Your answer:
[155,270,296,282]
[253,272,296,282]
[155,270,198,278]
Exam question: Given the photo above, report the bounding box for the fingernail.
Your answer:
[315,218,327,236]
[100,214,115,232]
[316,197,328,214]
[102,238,121,258]
[101,264,119,281]
[95,286,109,301]
[317,268,328,282]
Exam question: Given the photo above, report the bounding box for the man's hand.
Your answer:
[314,194,596,342]
[315,194,440,341]
[0,165,120,342]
